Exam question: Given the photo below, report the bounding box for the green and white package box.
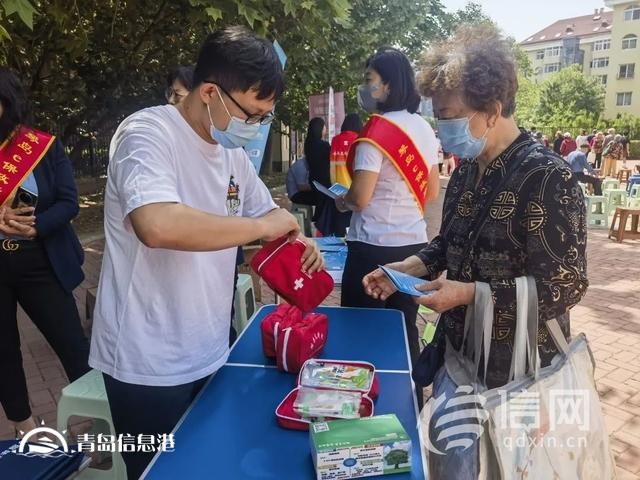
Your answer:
[310,414,411,479]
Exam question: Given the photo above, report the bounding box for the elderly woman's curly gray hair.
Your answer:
[418,24,518,117]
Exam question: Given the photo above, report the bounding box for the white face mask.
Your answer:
[207,87,262,149]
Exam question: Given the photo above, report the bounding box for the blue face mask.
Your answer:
[436,113,488,159]
[357,82,387,113]
[208,88,262,149]
[357,85,378,113]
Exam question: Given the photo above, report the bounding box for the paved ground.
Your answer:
[2,173,640,478]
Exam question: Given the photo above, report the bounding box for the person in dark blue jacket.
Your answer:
[0,68,89,436]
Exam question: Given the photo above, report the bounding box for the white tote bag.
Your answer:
[449,277,616,480]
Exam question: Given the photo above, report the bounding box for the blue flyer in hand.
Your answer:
[312,181,348,199]
[379,265,431,297]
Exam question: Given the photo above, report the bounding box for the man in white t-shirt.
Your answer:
[89,26,323,479]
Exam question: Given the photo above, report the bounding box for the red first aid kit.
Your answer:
[260,304,303,358]
[276,359,380,431]
[275,312,328,373]
[250,236,334,312]
[260,304,328,372]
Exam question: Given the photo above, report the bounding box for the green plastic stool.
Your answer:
[602,179,620,192]
[628,197,640,209]
[57,369,126,479]
[577,182,588,196]
[233,273,256,336]
[584,195,608,229]
[291,203,313,236]
[605,189,628,212]
[630,184,640,198]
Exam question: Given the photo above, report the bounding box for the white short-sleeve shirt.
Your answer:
[89,105,276,386]
[346,110,439,246]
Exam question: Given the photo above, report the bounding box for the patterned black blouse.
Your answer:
[417,132,588,389]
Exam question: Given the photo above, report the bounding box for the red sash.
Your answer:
[329,130,358,187]
[0,126,54,207]
[347,114,429,213]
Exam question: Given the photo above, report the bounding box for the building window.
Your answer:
[594,74,608,85]
[544,46,562,57]
[619,63,635,79]
[593,39,611,51]
[544,63,561,74]
[622,34,638,49]
[617,92,633,106]
[591,57,609,69]
[624,5,640,21]
[536,50,544,60]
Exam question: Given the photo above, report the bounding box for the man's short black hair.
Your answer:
[366,47,421,114]
[193,26,284,101]
[167,66,195,90]
[0,67,32,142]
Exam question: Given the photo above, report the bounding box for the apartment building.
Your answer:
[520,0,639,117]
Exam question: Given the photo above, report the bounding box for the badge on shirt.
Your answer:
[226,175,241,216]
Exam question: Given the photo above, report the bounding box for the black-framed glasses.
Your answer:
[165,87,187,105]
[206,81,274,125]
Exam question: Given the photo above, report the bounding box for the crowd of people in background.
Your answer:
[527,127,634,179]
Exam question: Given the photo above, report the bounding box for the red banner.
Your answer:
[0,126,54,207]
[347,114,429,213]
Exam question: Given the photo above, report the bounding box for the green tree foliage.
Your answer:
[0,0,352,156]
[535,65,605,127]
[0,0,501,160]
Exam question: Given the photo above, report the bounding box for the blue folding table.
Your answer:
[143,306,427,479]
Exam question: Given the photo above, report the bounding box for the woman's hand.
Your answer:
[335,195,349,213]
[362,261,405,301]
[0,206,37,238]
[414,275,475,313]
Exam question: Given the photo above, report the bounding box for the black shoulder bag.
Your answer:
[412,142,541,387]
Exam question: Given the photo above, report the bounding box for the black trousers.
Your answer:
[594,152,603,169]
[103,373,209,480]
[0,241,89,422]
[341,241,427,367]
[575,172,603,195]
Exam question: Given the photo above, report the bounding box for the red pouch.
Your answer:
[275,360,379,431]
[260,304,303,358]
[275,313,328,373]
[250,236,334,312]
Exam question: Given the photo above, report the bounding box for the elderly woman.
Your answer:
[592,131,605,170]
[603,134,624,177]
[362,25,588,477]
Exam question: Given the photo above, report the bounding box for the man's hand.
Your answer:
[299,235,324,274]
[0,206,37,238]
[414,274,475,313]
[257,208,300,242]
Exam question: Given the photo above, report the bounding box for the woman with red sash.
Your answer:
[329,113,362,187]
[335,48,440,368]
[0,68,89,436]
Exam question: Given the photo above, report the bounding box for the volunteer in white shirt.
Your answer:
[89,26,323,479]
[335,47,440,369]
